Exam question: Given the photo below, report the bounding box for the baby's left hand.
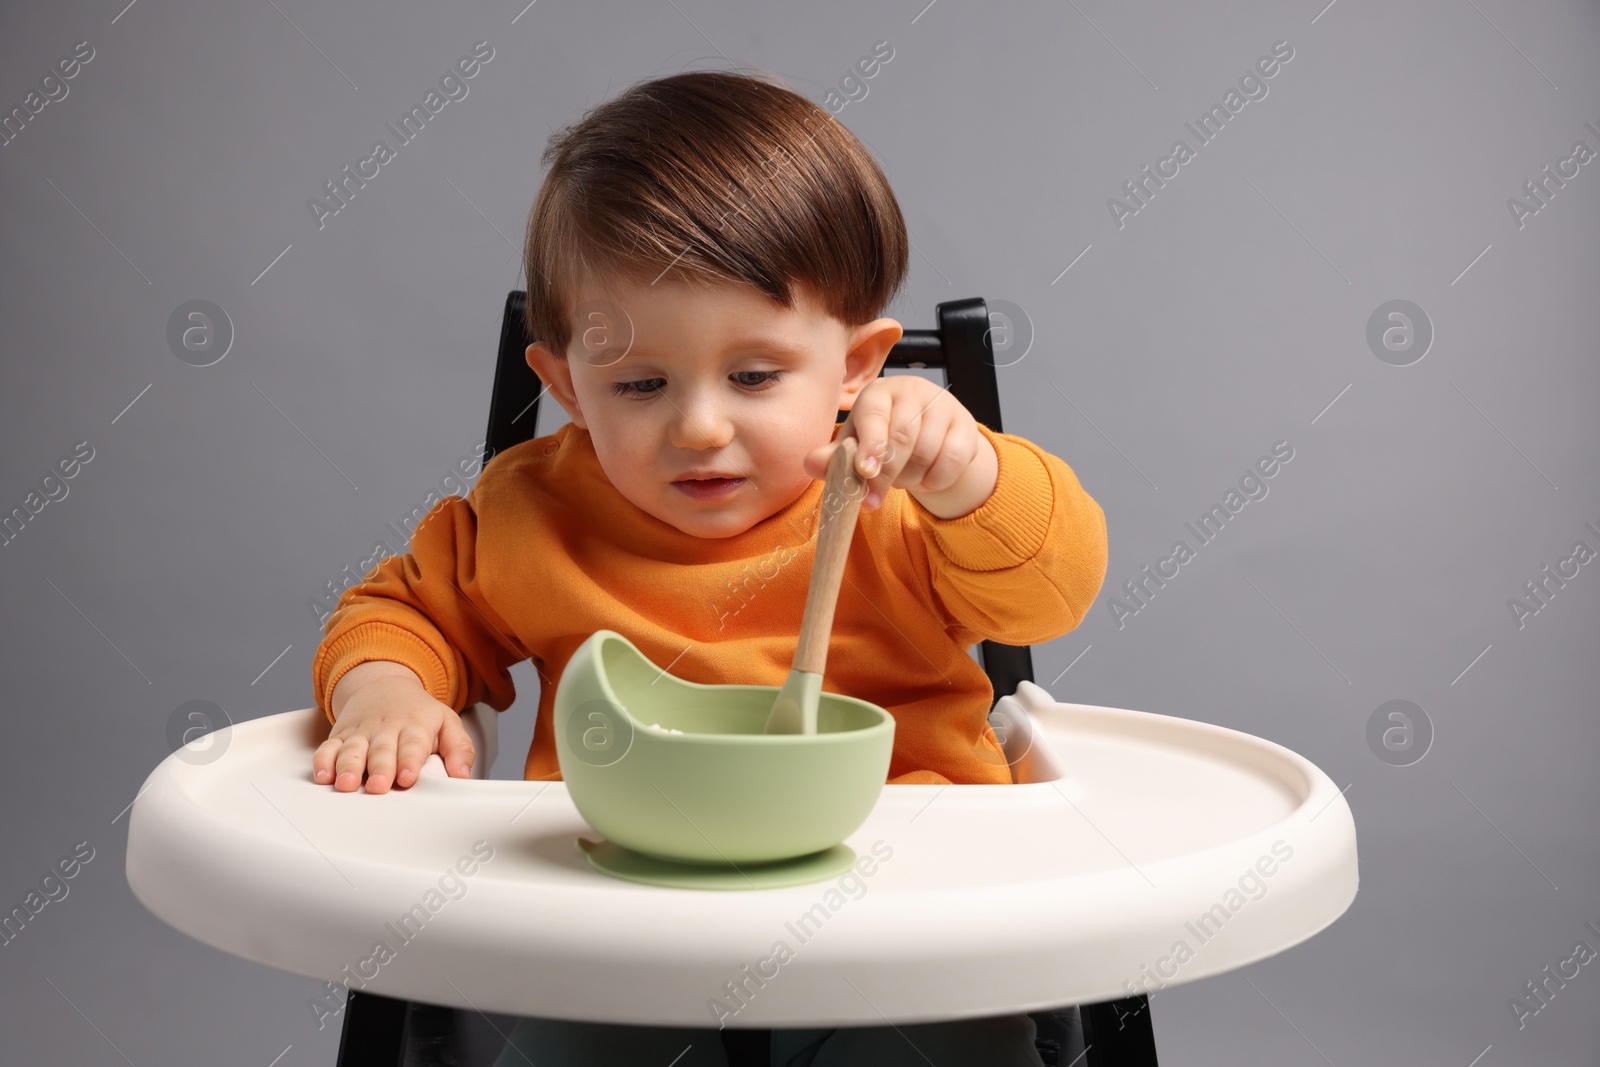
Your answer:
[803,375,999,519]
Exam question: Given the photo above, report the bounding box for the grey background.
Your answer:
[2,0,1597,1063]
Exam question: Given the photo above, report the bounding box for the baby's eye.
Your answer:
[610,378,666,398]
[609,371,782,399]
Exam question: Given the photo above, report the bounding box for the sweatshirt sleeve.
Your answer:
[310,489,527,727]
[905,422,1107,647]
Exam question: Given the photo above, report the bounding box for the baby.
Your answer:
[310,68,1106,1067]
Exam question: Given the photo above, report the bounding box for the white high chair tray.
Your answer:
[126,681,1357,1028]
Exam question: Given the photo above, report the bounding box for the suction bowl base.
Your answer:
[576,837,857,890]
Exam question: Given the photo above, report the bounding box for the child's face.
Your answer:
[526,275,902,539]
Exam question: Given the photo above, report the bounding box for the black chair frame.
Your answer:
[334,292,1160,1067]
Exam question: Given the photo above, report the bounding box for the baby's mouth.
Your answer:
[672,476,745,500]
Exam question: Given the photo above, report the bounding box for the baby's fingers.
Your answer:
[438,712,477,779]
[320,734,370,793]
[311,734,363,791]
[312,736,340,785]
[362,730,400,794]
[392,724,437,788]
[844,401,893,483]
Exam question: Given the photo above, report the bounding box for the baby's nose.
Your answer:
[666,396,735,451]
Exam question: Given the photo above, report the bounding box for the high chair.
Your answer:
[124,294,1358,1067]
[483,292,1140,1066]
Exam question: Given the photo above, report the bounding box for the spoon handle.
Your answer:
[793,436,867,676]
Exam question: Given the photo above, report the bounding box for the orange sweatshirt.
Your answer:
[311,420,1107,785]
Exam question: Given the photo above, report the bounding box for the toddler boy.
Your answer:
[311,68,1106,1067]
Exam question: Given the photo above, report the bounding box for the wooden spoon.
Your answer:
[764,437,869,735]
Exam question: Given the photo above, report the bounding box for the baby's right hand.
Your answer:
[313,660,477,793]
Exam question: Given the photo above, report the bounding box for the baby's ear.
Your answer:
[524,342,587,429]
[524,341,554,373]
[839,317,902,404]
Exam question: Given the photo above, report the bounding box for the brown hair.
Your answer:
[522,69,909,357]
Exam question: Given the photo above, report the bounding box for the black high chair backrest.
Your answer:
[335,293,1159,1067]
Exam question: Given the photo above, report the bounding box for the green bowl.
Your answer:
[554,630,895,865]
